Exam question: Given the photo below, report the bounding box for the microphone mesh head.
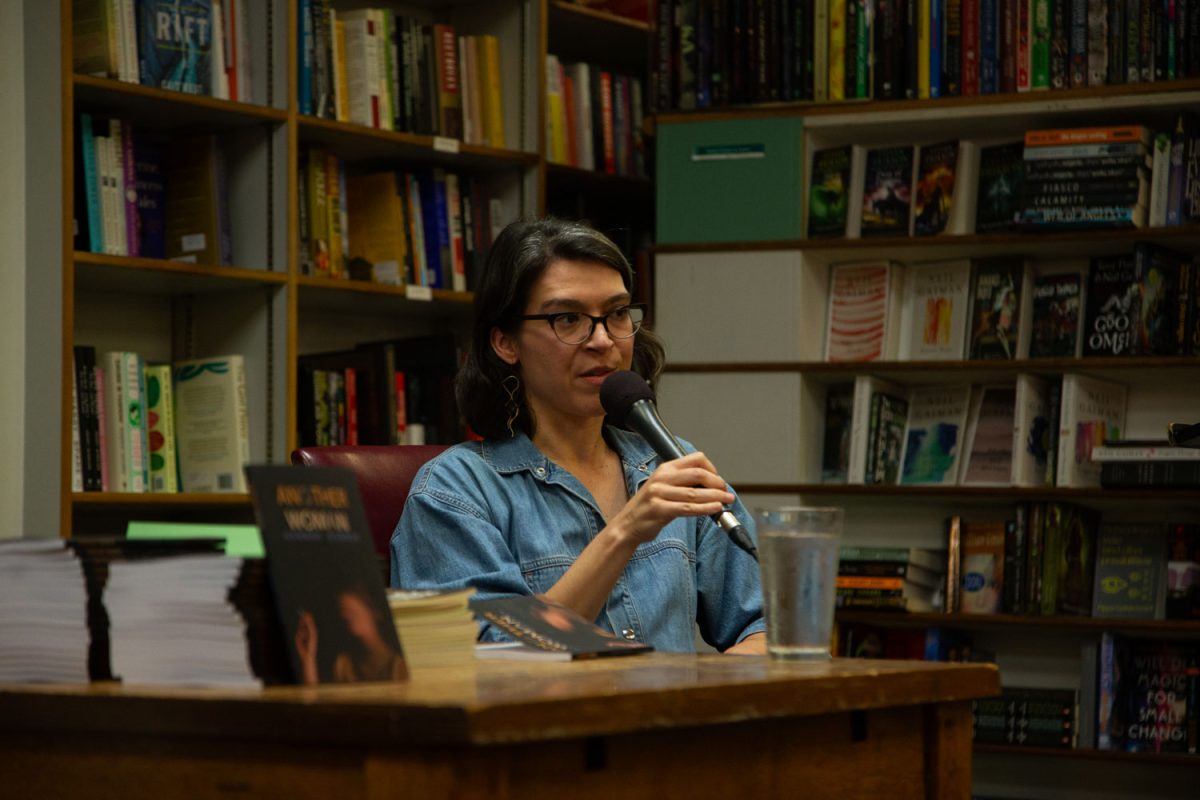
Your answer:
[599,370,653,428]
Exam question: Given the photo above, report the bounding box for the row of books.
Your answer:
[545,56,648,178]
[298,3,506,146]
[74,114,231,265]
[823,244,1200,365]
[973,686,1080,748]
[823,371,1141,489]
[842,619,1197,754]
[946,509,1200,619]
[655,0,1200,111]
[70,347,250,495]
[73,0,253,101]
[297,334,467,448]
[809,117,1200,239]
[300,147,502,290]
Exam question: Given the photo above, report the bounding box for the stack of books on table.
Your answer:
[1092,440,1200,489]
[387,587,478,668]
[836,546,947,612]
[0,541,90,683]
[71,537,290,687]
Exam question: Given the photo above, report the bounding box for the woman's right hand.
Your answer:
[608,451,735,547]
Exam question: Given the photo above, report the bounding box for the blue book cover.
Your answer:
[137,0,213,95]
[298,0,313,115]
[134,137,167,259]
[930,0,944,98]
[980,0,999,93]
[79,112,105,254]
[416,170,444,288]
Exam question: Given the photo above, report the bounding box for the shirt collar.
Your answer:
[479,427,657,475]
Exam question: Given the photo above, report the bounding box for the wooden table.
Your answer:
[0,654,999,799]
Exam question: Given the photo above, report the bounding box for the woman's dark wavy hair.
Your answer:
[457,218,665,440]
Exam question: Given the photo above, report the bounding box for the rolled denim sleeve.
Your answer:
[694,492,766,651]
[390,467,529,643]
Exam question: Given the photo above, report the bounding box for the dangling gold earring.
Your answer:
[502,374,521,438]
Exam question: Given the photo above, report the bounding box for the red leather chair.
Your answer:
[290,445,450,580]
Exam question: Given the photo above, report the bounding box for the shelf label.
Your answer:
[691,144,766,161]
[406,284,433,301]
[433,136,460,154]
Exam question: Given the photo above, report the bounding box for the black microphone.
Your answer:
[600,370,757,561]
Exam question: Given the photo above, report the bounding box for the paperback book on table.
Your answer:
[246,464,408,685]
[471,595,653,660]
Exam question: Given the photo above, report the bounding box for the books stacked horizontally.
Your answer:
[387,587,478,668]
[0,541,90,683]
[973,687,1078,749]
[70,537,290,687]
[1092,440,1200,489]
[105,553,259,687]
[1019,125,1151,229]
[835,546,946,613]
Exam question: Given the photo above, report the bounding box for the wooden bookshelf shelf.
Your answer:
[73,255,288,296]
[73,74,287,128]
[72,492,252,508]
[545,161,654,194]
[547,1,649,75]
[295,277,473,318]
[973,742,1200,765]
[732,485,1200,506]
[665,357,1200,378]
[296,115,539,170]
[653,224,1200,257]
[836,610,1200,636]
[655,79,1200,125]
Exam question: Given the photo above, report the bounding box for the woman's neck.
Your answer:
[530,414,610,474]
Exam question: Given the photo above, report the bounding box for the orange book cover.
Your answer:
[1024,126,1150,147]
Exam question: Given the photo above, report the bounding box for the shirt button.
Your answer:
[637,463,649,472]
[621,628,637,640]
[535,467,546,476]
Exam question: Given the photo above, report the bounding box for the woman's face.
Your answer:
[492,258,635,427]
[338,592,378,641]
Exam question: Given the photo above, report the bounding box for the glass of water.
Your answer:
[755,506,843,660]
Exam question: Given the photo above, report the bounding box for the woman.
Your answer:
[391,218,765,654]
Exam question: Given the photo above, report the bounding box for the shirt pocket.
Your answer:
[520,554,575,595]
[629,538,697,625]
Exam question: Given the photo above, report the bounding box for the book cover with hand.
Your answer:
[246,465,408,685]
[471,595,653,659]
[967,258,1035,359]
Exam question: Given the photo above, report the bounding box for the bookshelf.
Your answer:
[49,0,654,537]
[543,0,655,261]
[653,78,1200,797]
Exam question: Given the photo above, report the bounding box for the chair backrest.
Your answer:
[289,445,450,571]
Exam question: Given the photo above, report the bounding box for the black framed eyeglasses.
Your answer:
[518,304,647,345]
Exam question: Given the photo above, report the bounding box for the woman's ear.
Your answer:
[490,326,520,366]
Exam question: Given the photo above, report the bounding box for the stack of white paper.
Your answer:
[0,541,90,683]
[106,554,258,688]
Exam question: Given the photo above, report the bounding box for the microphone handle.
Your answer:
[628,401,758,561]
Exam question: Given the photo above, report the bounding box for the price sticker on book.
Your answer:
[406,285,433,302]
[432,136,460,154]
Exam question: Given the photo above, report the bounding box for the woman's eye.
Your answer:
[609,307,630,320]
[556,313,582,326]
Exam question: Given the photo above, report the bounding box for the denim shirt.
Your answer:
[390,428,765,652]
